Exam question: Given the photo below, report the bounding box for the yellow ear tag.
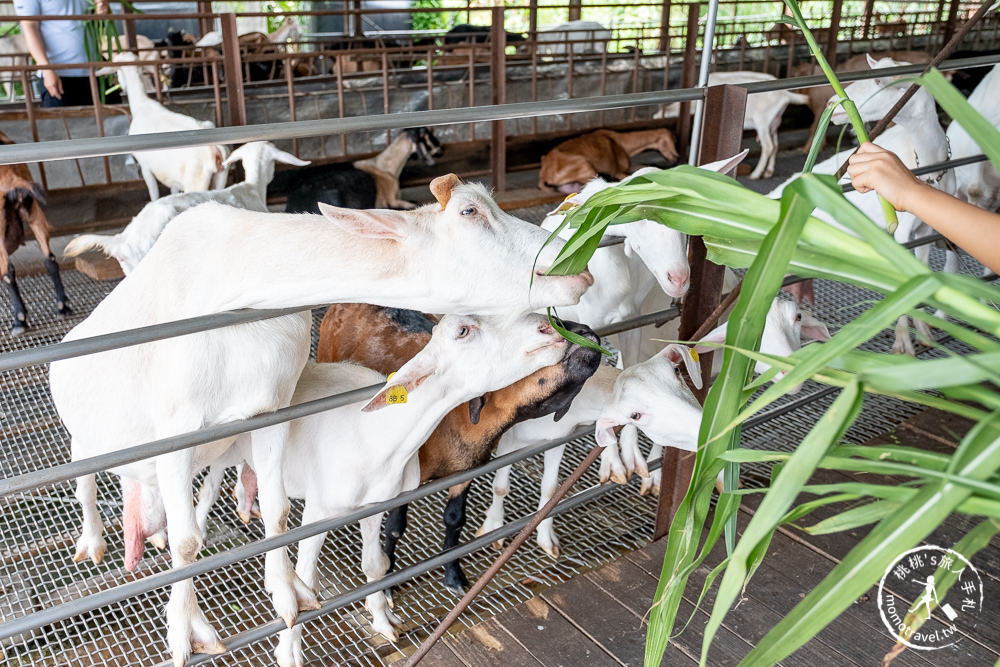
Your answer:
[689,348,700,363]
[552,193,580,215]
[385,372,407,406]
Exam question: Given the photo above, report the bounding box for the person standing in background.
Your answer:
[15,0,112,106]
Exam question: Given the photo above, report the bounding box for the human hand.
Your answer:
[42,69,62,99]
[847,142,928,212]
[94,0,110,13]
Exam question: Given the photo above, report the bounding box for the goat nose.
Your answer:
[579,269,595,286]
[666,270,690,295]
[538,322,556,336]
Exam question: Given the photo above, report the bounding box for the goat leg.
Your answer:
[441,483,472,593]
[4,263,27,336]
[44,253,71,317]
[381,502,409,605]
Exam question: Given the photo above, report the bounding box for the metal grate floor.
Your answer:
[0,243,991,666]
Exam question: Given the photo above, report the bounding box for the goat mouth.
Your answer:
[528,338,568,356]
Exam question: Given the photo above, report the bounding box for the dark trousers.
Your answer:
[40,76,121,107]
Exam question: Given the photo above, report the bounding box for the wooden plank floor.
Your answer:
[401,409,1000,666]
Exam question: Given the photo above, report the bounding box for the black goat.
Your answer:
[443,24,526,45]
[282,128,443,213]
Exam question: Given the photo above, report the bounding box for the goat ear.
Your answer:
[268,146,311,167]
[699,149,750,175]
[657,343,703,390]
[95,66,116,77]
[800,312,831,342]
[319,203,408,241]
[866,53,878,69]
[430,173,461,210]
[468,394,486,424]
[595,417,619,449]
[361,357,436,412]
[694,322,727,355]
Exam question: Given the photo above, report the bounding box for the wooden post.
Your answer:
[352,0,364,37]
[568,0,582,22]
[826,0,842,64]
[490,6,506,193]
[943,0,962,45]
[653,83,748,540]
[197,0,213,40]
[862,0,875,39]
[220,13,247,127]
[658,0,671,53]
[529,1,538,37]
[677,3,699,159]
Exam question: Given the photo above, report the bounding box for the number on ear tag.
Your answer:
[385,372,408,406]
[689,348,700,363]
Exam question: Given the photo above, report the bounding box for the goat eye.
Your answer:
[630,412,641,421]
[457,325,471,339]
[795,313,803,322]
[461,206,476,216]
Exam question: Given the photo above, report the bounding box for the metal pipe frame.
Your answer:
[0,34,997,660]
[0,54,996,166]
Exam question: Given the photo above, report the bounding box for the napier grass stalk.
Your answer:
[540,51,1000,665]
[780,0,900,232]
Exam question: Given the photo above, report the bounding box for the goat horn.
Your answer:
[430,173,461,210]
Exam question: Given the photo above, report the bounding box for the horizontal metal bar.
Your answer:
[3,54,997,166]
[0,305,314,373]
[596,306,680,337]
[0,89,704,165]
[0,425,593,642]
[176,463,636,666]
[0,383,381,498]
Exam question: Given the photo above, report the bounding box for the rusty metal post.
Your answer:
[220,13,247,127]
[490,6,506,193]
[676,3,699,159]
[943,0,962,45]
[862,0,875,39]
[529,1,538,37]
[121,2,138,50]
[652,83,747,540]
[197,0,213,40]
[568,0,582,22]
[658,0,671,53]
[826,0,843,64]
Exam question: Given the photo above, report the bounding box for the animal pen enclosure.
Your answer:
[0,0,999,665]
[0,0,995,232]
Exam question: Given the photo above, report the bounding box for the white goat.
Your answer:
[948,64,1000,211]
[481,294,831,552]
[249,314,571,667]
[543,152,748,367]
[478,344,703,557]
[656,72,809,179]
[770,55,955,354]
[50,175,593,667]
[195,16,303,49]
[537,20,611,55]
[0,33,27,102]
[98,52,230,202]
[63,142,309,273]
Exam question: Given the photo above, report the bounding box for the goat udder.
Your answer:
[122,478,146,571]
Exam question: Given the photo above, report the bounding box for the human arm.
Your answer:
[14,0,62,99]
[848,142,1000,274]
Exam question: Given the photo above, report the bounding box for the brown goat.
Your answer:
[0,130,70,335]
[538,128,678,194]
[318,303,602,591]
[791,51,931,154]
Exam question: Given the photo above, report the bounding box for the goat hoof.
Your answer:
[491,539,505,551]
[541,542,561,560]
[56,304,72,318]
[237,510,251,525]
[10,324,26,337]
[192,639,227,655]
[280,612,297,630]
[73,537,106,565]
[609,470,629,485]
[443,570,468,594]
[892,337,916,356]
[147,532,167,550]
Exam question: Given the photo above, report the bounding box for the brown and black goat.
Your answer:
[317,303,602,592]
[0,131,70,335]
